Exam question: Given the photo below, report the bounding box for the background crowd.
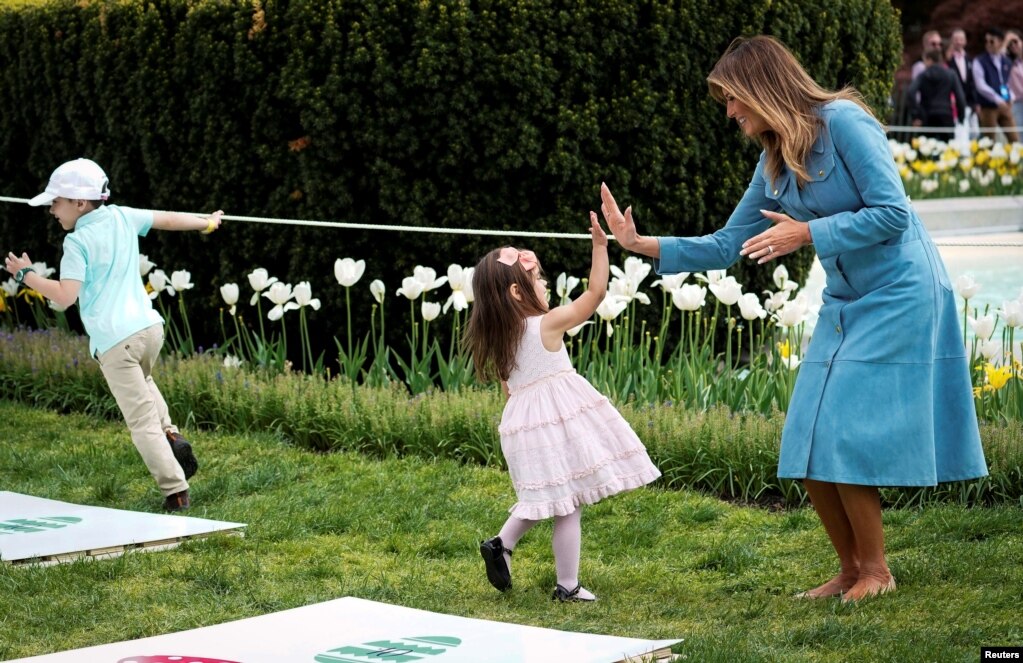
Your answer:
[897,24,1023,143]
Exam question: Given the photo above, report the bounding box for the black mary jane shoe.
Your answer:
[552,583,596,602]
[479,536,513,592]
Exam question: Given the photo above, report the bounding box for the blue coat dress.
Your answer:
[654,99,988,486]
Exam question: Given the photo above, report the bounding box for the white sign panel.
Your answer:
[0,491,245,565]
[4,596,681,662]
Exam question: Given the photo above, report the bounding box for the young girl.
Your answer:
[464,212,661,602]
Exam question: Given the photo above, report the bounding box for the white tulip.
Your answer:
[977,339,1001,361]
[370,279,386,304]
[596,294,629,336]
[650,273,689,293]
[167,270,193,296]
[421,301,441,321]
[998,300,1023,328]
[709,275,743,306]
[334,258,366,287]
[31,261,56,278]
[148,269,168,300]
[1,278,18,297]
[695,269,726,285]
[396,276,425,300]
[773,297,809,328]
[443,264,473,313]
[772,265,789,290]
[413,265,448,292]
[139,254,156,277]
[264,282,298,321]
[220,283,239,315]
[954,274,981,300]
[264,281,293,305]
[610,256,652,288]
[967,314,996,341]
[557,272,581,302]
[248,268,279,305]
[567,320,594,337]
[762,289,791,313]
[672,284,707,311]
[223,355,244,368]
[782,353,802,370]
[737,292,767,321]
[293,281,321,310]
[609,276,651,305]
[462,267,475,303]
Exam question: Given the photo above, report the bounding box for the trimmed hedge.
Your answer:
[0,0,901,353]
[2,328,1021,508]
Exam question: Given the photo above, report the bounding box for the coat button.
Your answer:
[773,189,779,195]
[818,169,825,176]
[835,325,841,334]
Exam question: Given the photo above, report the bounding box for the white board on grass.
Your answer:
[0,491,245,565]
[4,596,682,662]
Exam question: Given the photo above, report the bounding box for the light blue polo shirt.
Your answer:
[59,204,163,356]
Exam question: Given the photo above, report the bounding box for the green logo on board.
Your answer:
[0,516,82,535]
[315,636,462,662]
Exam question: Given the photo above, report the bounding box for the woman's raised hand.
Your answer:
[599,182,661,258]
[599,182,637,250]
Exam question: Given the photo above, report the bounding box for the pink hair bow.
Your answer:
[496,247,538,271]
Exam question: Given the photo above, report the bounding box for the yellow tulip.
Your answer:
[984,363,1013,390]
[777,339,792,359]
[17,289,44,303]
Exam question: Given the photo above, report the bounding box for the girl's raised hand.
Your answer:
[589,211,608,248]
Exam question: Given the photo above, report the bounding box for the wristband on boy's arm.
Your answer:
[202,218,217,234]
[14,266,35,284]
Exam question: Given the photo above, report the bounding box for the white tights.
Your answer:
[498,508,583,590]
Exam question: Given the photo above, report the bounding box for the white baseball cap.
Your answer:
[28,158,111,207]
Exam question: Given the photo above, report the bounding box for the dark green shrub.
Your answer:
[0,0,901,356]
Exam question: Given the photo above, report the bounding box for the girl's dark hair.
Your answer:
[463,247,547,382]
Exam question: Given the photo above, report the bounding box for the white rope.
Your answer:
[0,195,594,239]
[2,194,1020,246]
[885,125,1017,135]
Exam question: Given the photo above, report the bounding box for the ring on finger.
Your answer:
[768,245,775,254]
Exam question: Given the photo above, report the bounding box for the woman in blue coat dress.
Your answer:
[601,36,988,601]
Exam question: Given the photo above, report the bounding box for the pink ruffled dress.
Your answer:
[499,315,662,520]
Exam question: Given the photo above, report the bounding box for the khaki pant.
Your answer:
[978,104,1020,143]
[97,324,187,496]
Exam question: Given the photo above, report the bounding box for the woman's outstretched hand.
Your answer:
[600,182,660,258]
[740,209,813,264]
[599,182,636,250]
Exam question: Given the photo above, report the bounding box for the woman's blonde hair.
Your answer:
[707,35,875,187]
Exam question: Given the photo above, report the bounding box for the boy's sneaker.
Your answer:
[167,431,198,479]
[162,489,190,512]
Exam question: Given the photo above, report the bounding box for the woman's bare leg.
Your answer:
[835,483,895,601]
[798,479,861,597]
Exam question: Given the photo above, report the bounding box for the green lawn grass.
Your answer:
[1,400,1021,662]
